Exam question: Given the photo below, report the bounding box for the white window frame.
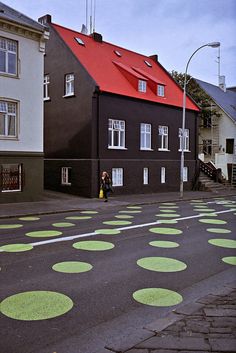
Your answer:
[43,75,50,100]
[140,123,152,150]
[0,37,17,76]
[1,164,22,192]
[161,167,166,184]
[143,167,149,185]
[138,80,147,93]
[179,128,190,151]
[157,85,165,97]
[158,125,169,150]
[112,168,123,186]
[183,166,188,182]
[108,119,126,149]
[61,167,72,185]
[64,73,74,97]
[0,100,17,139]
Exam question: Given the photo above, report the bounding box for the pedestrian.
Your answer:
[100,171,112,202]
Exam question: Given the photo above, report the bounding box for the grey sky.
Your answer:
[4,0,236,86]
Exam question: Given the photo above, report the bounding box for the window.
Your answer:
[143,167,149,185]
[0,101,17,138]
[226,139,234,154]
[202,139,212,155]
[161,167,166,184]
[179,128,190,151]
[138,80,147,93]
[43,75,50,100]
[0,37,17,76]
[183,167,188,182]
[108,119,125,149]
[0,164,22,192]
[158,125,169,150]
[157,85,165,97]
[65,73,74,96]
[202,116,211,128]
[140,123,151,150]
[112,168,123,186]
[61,167,72,185]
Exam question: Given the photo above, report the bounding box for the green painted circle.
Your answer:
[199,213,217,217]
[207,228,231,234]
[199,219,227,225]
[222,257,236,265]
[194,208,215,212]
[133,288,183,307]
[149,227,182,235]
[103,220,132,226]
[66,216,91,220]
[115,215,134,219]
[0,224,23,229]
[159,206,179,209]
[26,230,62,238]
[190,199,205,203]
[208,238,236,248]
[52,261,93,273]
[0,291,73,321]
[160,203,177,206]
[156,214,180,218]
[119,210,141,214]
[159,209,177,213]
[223,204,236,208]
[80,211,98,214]
[149,241,179,248]
[0,243,33,252]
[127,206,142,209]
[52,222,75,228]
[95,229,121,235]
[19,217,40,221]
[158,220,178,224]
[137,257,187,272]
[191,205,208,208]
[73,240,114,251]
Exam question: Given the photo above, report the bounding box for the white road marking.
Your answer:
[15,208,236,249]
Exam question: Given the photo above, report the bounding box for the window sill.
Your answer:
[61,183,71,186]
[178,150,191,152]
[0,72,19,79]
[62,94,75,98]
[108,146,127,150]
[43,97,51,102]
[140,148,153,151]
[2,189,22,193]
[158,148,170,152]
[0,136,18,140]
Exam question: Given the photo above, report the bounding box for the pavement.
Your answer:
[1,188,236,353]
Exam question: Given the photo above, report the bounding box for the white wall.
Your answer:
[218,112,236,151]
[0,31,44,152]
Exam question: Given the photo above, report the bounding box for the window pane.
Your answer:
[146,134,151,148]
[0,51,6,72]
[8,52,16,75]
[8,116,16,136]
[0,113,5,135]
[120,130,125,147]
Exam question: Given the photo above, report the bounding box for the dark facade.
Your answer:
[42,16,199,198]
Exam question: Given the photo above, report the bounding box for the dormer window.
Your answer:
[157,84,165,97]
[138,80,147,93]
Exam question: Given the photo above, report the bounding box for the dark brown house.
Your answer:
[39,14,199,198]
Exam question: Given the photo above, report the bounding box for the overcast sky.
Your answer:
[4,0,236,87]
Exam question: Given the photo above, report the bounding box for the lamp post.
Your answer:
[180,42,220,198]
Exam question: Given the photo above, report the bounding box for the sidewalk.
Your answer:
[1,188,236,219]
[106,282,236,353]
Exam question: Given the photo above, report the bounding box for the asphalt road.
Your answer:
[0,197,236,353]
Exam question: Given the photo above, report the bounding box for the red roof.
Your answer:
[52,23,199,112]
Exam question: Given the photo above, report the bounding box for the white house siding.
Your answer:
[0,32,44,153]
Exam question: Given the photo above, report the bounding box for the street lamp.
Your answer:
[180,41,220,198]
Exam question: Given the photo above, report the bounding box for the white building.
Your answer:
[197,78,236,185]
[0,2,49,202]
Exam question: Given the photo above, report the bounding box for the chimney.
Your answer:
[219,75,226,92]
[149,54,158,62]
[91,32,103,43]
[38,14,52,25]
